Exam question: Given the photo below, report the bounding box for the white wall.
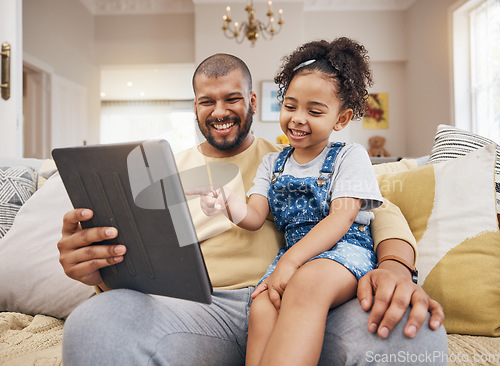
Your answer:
[0,0,23,157]
[21,0,462,156]
[23,0,101,145]
[351,62,407,157]
[405,0,458,157]
[304,10,408,62]
[95,13,195,65]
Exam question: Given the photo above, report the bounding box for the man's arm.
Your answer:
[357,200,444,338]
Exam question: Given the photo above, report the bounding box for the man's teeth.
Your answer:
[213,122,235,130]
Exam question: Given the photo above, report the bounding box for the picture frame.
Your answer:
[363,93,389,129]
[260,81,281,121]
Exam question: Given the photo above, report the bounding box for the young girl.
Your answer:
[191,38,383,366]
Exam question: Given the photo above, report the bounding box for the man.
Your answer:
[60,54,447,365]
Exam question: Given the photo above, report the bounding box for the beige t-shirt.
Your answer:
[175,137,285,289]
[175,136,417,290]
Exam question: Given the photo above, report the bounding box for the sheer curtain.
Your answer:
[100,100,197,153]
[470,0,500,143]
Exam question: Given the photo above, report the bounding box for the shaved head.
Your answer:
[192,53,252,94]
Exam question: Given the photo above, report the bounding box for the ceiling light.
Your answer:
[222,0,283,46]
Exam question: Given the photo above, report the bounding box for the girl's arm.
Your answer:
[253,197,362,304]
[185,186,270,231]
[224,190,270,231]
[280,196,362,268]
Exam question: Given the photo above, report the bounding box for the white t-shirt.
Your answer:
[247,142,384,225]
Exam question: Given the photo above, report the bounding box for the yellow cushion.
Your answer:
[37,159,57,189]
[372,158,418,176]
[376,144,500,336]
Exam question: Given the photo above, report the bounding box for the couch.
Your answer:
[1,124,499,365]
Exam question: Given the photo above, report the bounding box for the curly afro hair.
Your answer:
[274,37,373,120]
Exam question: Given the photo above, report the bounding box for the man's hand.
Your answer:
[57,208,126,288]
[357,267,444,338]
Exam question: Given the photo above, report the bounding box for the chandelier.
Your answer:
[222,1,284,45]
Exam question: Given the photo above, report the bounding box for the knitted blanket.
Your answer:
[1,311,498,365]
[447,333,500,366]
[0,312,63,366]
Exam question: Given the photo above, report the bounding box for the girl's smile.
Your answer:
[288,128,310,139]
[280,71,352,163]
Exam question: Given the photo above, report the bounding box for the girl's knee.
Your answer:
[286,262,329,295]
[249,292,276,319]
[285,261,357,306]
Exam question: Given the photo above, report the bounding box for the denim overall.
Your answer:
[259,143,377,283]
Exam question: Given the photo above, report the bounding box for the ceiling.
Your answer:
[87,0,417,100]
[79,0,417,15]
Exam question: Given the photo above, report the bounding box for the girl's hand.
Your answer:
[256,259,300,311]
[251,281,268,299]
[185,186,228,216]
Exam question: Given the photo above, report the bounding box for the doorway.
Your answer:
[22,54,88,159]
[23,63,51,159]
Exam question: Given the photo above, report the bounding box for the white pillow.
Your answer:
[428,124,500,212]
[0,173,95,319]
[376,145,500,336]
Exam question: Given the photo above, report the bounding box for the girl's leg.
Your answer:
[245,291,279,366]
[259,259,357,366]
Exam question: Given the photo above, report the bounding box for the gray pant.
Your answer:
[62,288,448,365]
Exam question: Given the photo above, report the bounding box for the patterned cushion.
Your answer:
[0,167,37,238]
[428,124,500,212]
[376,145,500,336]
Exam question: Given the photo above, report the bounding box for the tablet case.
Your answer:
[52,139,212,304]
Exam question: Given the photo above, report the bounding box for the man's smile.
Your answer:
[208,117,239,135]
[212,121,236,131]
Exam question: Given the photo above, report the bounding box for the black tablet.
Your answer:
[52,139,212,304]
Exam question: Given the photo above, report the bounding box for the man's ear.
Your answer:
[334,109,353,131]
[250,91,257,114]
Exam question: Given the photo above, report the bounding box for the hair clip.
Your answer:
[292,59,316,72]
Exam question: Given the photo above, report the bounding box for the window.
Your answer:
[100,100,197,154]
[453,0,500,143]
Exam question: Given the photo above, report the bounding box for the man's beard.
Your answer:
[197,105,254,151]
